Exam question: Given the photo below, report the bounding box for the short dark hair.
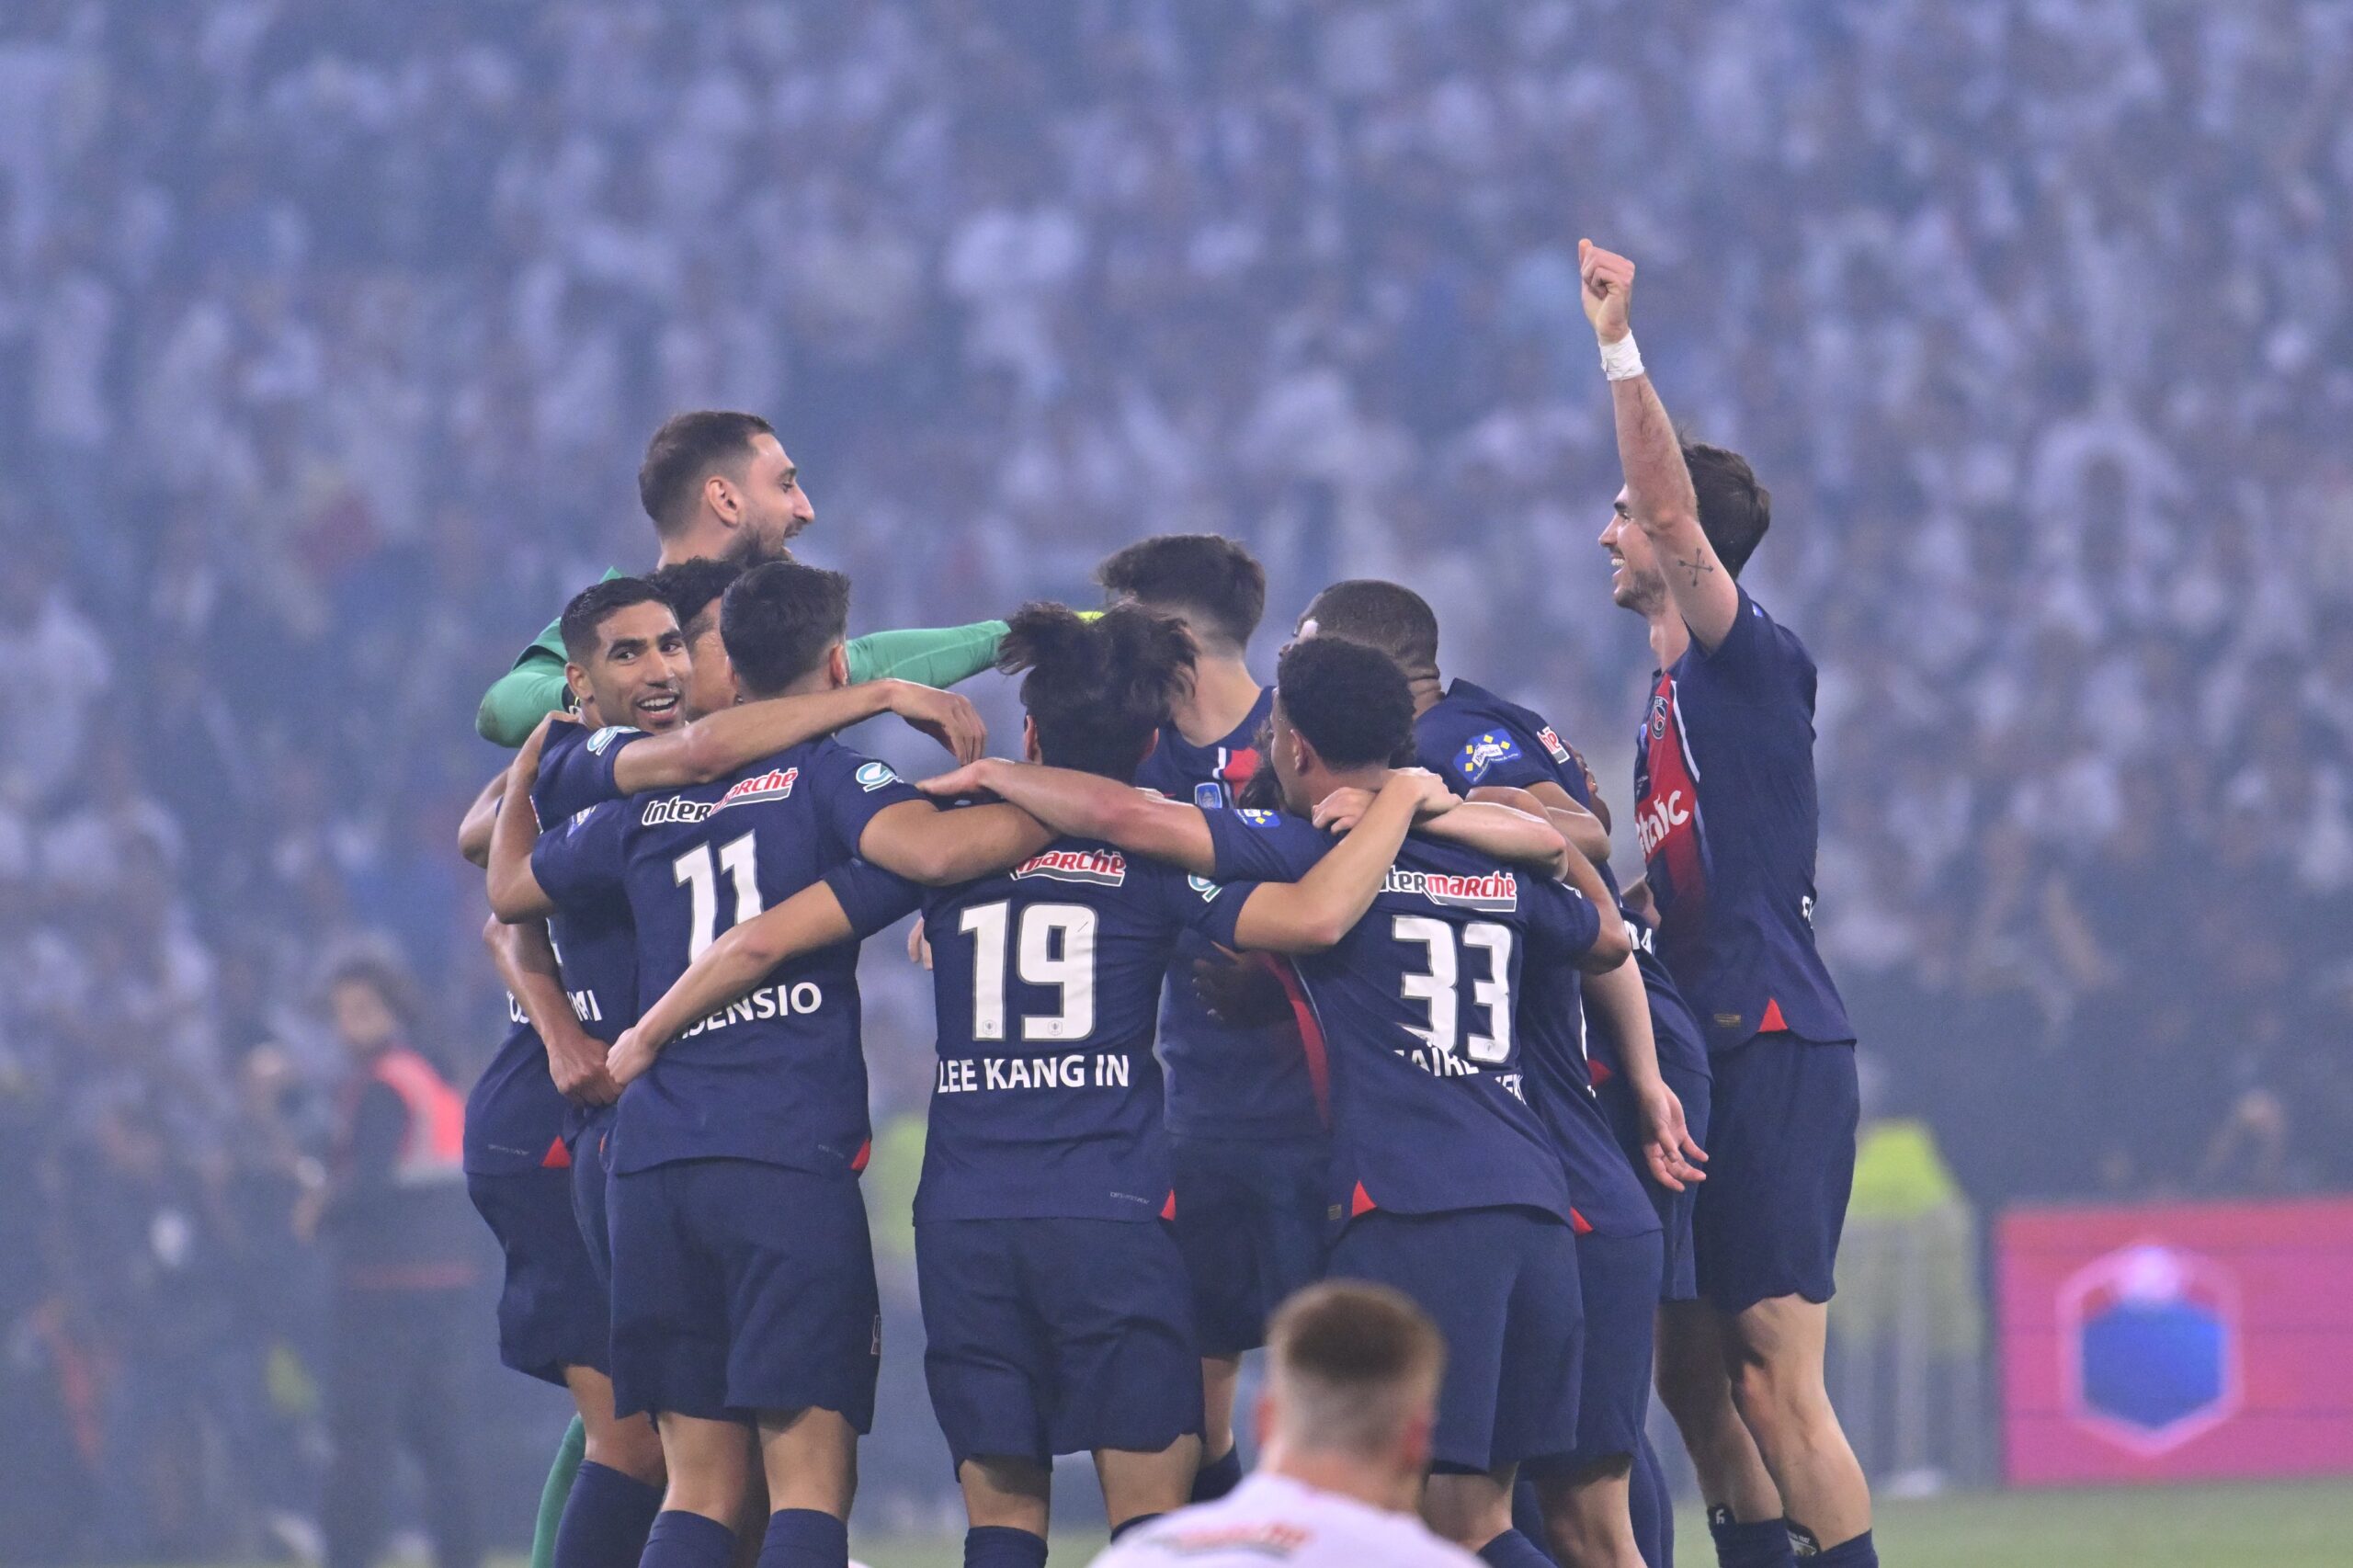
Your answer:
[1301,580,1439,677]
[645,558,743,643]
[721,562,851,699]
[558,576,671,665]
[1096,534,1267,653]
[1267,1281,1446,1457]
[1274,636,1415,770]
[997,603,1196,781]
[1684,441,1771,577]
[638,411,777,537]
[323,955,419,1034]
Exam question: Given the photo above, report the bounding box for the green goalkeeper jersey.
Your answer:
[474,570,1007,746]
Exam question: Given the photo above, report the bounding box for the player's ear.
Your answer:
[826,642,849,688]
[704,471,737,526]
[1289,726,1322,779]
[1021,714,1042,765]
[563,661,595,711]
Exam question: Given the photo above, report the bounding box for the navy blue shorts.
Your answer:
[570,1110,615,1287]
[916,1217,1201,1466]
[608,1159,880,1427]
[1553,1229,1662,1471]
[1328,1206,1583,1472]
[1691,1034,1858,1313]
[1167,1133,1328,1356]
[467,1167,608,1385]
[1599,1056,1711,1303]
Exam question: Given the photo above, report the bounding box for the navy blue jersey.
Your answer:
[1415,685,1655,1236]
[830,825,1235,1224]
[462,1003,570,1176]
[1415,681,1707,1093]
[533,736,923,1176]
[535,721,647,817]
[1130,689,1320,1142]
[529,799,642,1152]
[1635,589,1852,1051]
[1201,808,1602,1223]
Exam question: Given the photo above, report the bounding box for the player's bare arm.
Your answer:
[1330,778,1576,883]
[611,680,987,793]
[486,715,561,921]
[1463,785,1631,973]
[920,758,1222,877]
[1581,238,1739,651]
[1585,956,1704,1189]
[458,770,503,869]
[1518,777,1611,865]
[483,915,620,1106]
[606,881,861,1086]
[1224,769,1444,953]
[854,798,1058,886]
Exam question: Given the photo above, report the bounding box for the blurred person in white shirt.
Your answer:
[1090,1282,1479,1568]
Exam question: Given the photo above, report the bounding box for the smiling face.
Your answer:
[1598,485,1667,615]
[731,432,813,556]
[566,600,691,732]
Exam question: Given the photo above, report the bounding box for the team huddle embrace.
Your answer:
[459,246,1879,1568]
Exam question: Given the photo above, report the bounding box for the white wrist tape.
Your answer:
[1600,333,1644,381]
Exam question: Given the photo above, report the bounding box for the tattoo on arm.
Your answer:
[1675,552,1716,587]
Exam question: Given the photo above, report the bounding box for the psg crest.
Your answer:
[1649,692,1670,739]
[2058,1244,2241,1456]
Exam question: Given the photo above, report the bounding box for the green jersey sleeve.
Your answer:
[475,617,574,746]
[844,619,1009,688]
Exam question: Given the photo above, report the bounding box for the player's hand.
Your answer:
[906,915,933,970]
[1390,767,1460,818]
[885,681,988,766]
[1578,239,1634,345]
[607,1028,660,1089]
[1312,787,1377,834]
[547,1026,621,1106]
[918,759,996,799]
[1191,949,1295,1029]
[1637,1079,1707,1192]
[1620,874,1659,926]
[514,712,560,782]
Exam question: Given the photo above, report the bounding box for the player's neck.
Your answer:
[1302,764,1388,814]
[654,518,729,568]
[1173,655,1262,746]
[1648,608,1690,667]
[1264,1449,1417,1515]
[1406,669,1443,719]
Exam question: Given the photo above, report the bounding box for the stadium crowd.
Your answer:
[2,0,2348,1558]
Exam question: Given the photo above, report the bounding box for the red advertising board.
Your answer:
[1999,1196,2353,1485]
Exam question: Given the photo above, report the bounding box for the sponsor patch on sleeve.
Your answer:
[1537,725,1573,765]
[1237,809,1282,828]
[1188,873,1223,903]
[585,725,639,755]
[1455,730,1523,782]
[855,760,899,792]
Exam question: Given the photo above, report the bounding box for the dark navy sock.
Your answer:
[1507,1481,1559,1564]
[1110,1512,1165,1542]
[1708,1507,1797,1568]
[1808,1528,1876,1567]
[640,1509,736,1568]
[755,1508,847,1568]
[964,1525,1048,1568]
[1478,1527,1555,1568]
[1191,1444,1245,1504]
[552,1461,664,1568]
[1629,1437,1670,1568]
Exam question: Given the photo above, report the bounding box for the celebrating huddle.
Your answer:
[460,245,1878,1568]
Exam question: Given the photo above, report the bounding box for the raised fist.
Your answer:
[1578,238,1635,345]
